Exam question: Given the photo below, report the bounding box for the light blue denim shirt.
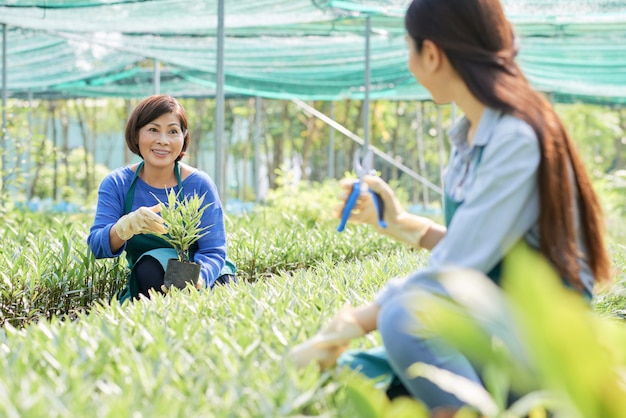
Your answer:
[375,107,594,306]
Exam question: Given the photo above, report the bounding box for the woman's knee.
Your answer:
[378,295,418,355]
[377,290,449,364]
[135,256,165,296]
[214,273,236,287]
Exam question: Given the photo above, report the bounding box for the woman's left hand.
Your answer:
[195,275,204,289]
[160,275,203,294]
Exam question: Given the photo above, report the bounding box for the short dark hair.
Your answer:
[125,94,190,162]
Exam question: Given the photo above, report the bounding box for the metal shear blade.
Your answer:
[354,147,375,180]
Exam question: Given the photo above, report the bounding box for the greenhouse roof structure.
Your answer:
[1,0,626,104]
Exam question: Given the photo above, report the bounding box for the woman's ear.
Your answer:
[421,39,444,73]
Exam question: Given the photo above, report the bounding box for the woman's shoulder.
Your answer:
[179,162,197,180]
[180,163,218,190]
[482,112,541,167]
[496,112,537,143]
[100,165,136,188]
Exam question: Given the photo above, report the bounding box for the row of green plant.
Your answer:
[0,178,625,416]
[2,176,625,324]
[0,248,421,418]
[0,179,406,327]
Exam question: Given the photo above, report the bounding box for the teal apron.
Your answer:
[117,161,187,304]
[116,162,238,303]
[443,147,504,285]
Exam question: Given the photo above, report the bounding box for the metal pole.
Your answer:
[328,101,335,178]
[363,16,371,149]
[291,98,442,195]
[24,89,33,188]
[215,0,225,201]
[27,91,33,130]
[153,59,160,95]
[1,24,7,193]
[254,96,262,202]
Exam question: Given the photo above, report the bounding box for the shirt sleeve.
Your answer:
[187,172,227,288]
[87,172,127,259]
[375,121,541,306]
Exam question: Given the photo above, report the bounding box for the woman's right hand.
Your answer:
[333,175,436,249]
[332,175,404,229]
[113,204,167,241]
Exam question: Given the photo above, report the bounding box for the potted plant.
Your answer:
[152,189,211,290]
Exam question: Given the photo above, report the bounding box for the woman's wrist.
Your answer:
[352,303,380,334]
[378,212,434,249]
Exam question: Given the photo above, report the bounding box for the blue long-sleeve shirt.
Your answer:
[375,107,594,306]
[87,165,227,288]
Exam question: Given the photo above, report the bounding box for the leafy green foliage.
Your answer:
[409,242,626,418]
[151,189,211,262]
[341,369,429,417]
[0,181,625,416]
[228,177,411,281]
[556,104,624,175]
[0,237,419,417]
[0,212,127,327]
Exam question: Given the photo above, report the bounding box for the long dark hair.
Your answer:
[405,0,610,288]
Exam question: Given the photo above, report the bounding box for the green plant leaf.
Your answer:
[343,373,390,418]
[149,189,212,262]
[384,396,429,418]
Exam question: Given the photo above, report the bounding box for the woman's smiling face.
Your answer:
[137,112,185,169]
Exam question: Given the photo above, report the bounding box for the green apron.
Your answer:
[443,147,504,285]
[117,161,186,304]
[116,162,238,303]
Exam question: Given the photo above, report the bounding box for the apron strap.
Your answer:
[444,146,485,227]
[119,161,184,303]
[125,161,183,215]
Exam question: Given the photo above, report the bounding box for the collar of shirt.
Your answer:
[447,107,503,152]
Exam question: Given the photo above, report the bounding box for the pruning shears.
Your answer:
[337,148,387,232]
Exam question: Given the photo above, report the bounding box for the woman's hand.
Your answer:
[333,175,437,249]
[332,175,402,230]
[289,305,366,370]
[113,204,167,241]
[161,273,204,294]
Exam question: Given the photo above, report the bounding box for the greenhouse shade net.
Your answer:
[0,0,625,104]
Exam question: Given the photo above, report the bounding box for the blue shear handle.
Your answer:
[337,180,387,232]
[369,189,387,229]
[337,180,362,232]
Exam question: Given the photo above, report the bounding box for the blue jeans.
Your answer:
[339,273,528,410]
[378,288,482,409]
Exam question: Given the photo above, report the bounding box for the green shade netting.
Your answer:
[1,0,625,103]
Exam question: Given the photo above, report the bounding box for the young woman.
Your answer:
[290,0,610,414]
[88,94,235,303]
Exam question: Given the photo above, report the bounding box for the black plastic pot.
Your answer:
[164,259,201,290]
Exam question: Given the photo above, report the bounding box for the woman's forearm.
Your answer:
[377,213,446,251]
[352,302,381,333]
[419,222,446,250]
[109,224,126,253]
